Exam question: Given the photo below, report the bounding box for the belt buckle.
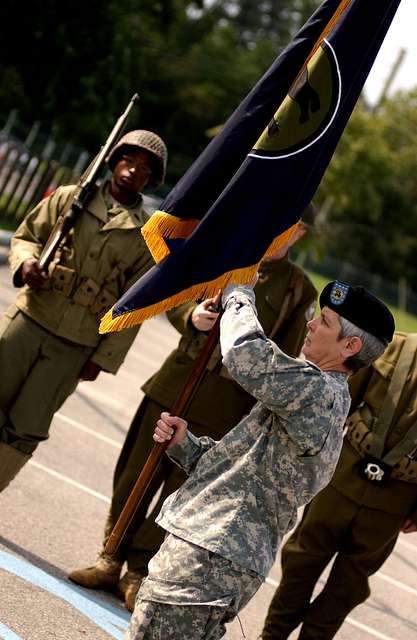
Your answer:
[358,455,392,486]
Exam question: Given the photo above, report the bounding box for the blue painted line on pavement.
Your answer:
[0,550,130,639]
[0,621,22,640]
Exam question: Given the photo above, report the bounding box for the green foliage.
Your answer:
[0,0,319,185]
[316,89,417,289]
[4,0,416,295]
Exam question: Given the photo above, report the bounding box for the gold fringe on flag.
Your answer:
[141,211,200,262]
[99,221,301,334]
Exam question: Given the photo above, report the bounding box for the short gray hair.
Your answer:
[338,317,387,373]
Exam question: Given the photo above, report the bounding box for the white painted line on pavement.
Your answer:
[28,460,111,503]
[342,617,396,640]
[55,412,122,449]
[265,577,396,640]
[267,551,417,610]
[0,550,128,639]
[377,570,417,597]
[0,622,22,640]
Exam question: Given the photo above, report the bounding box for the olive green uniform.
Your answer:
[104,255,317,573]
[262,331,417,640]
[0,182,153,460]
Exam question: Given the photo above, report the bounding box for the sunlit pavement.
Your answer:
[0,265,416,640]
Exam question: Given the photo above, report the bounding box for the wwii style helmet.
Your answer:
[107,129,168,187]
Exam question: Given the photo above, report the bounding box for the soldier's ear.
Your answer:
[342,336,362,358]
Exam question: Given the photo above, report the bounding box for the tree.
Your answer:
[316,89,417,288]
[222,0,320,46]
[1,0,320,187]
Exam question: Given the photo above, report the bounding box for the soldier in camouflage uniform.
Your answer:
[69,206,317,610]
[262,330,417,640]
[124,280,394,639]
[0,129,167,492]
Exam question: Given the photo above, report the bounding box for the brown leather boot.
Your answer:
[68,556,123,591]
[117,570,144,612]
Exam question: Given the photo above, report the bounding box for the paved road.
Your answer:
[0,263,416,640]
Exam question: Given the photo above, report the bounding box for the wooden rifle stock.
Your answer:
[105,309,223,556]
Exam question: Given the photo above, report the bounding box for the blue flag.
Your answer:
[100,0,401,333]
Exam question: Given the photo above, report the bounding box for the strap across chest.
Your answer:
[368,334,417,465]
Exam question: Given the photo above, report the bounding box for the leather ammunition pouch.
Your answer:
[72,277,101,306]
[345,410,374,457]
[47,269,118,318]
[72,277,118,318]
[90,288,118,317]
[48,262,121,318]
[346,408,417,484]
[49,264,77,295]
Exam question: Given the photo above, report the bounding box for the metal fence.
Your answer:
[0,110,89,225]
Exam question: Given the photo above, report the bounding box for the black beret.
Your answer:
[319,280,395,346]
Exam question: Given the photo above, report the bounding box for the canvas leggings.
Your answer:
[0,306,93,455]
[125,534,263,640]
[262,484,404,640]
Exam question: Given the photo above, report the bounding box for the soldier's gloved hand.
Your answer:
[78,360,102,381]
[191,293,221,331]
[154,412,188,448]
[21,257,48,289]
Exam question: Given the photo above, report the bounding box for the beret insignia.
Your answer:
[330,281,349,305]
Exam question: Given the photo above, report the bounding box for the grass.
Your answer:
[306,270,417,333]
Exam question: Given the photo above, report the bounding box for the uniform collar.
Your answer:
[86,181,149,230]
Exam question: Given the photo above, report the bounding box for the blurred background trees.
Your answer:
[317,89,417,286]
[1,0,417,291]
[0,0,319,182]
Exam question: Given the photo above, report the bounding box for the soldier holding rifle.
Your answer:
[0,123,167,492]
[124,280,394,639]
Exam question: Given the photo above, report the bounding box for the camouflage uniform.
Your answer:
[0,182,153,458]
[127,534,262,640]
[262,331,417,640]
[125,285,350,639]
[105,255,317,573]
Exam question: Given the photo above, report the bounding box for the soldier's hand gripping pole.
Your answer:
[104,308,223,556]
[39,94,140,272]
